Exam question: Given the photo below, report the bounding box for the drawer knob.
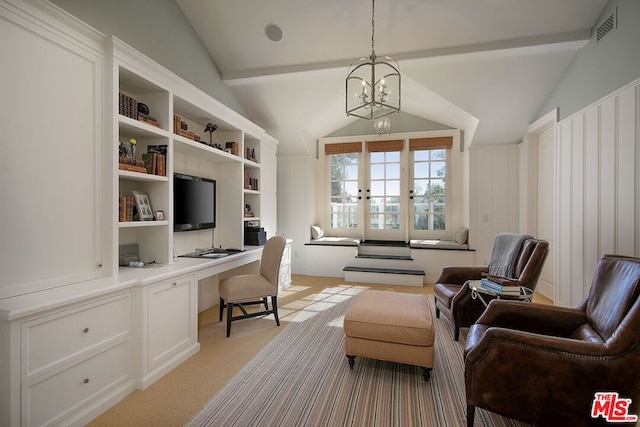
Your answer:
[83,328,90,333]
[83,378,90,384]
[172,282,177,286]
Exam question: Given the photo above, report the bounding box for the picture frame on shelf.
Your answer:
[155,210,165,220]
[133,190,154,221]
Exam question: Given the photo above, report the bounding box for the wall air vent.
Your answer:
[594,8,617,42]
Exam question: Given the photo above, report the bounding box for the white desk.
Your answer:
[0,247,263,427]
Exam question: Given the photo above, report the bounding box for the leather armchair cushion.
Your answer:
[433,283,461,308]
[571,323,605,344]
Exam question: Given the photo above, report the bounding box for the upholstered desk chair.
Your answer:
[434,234,548,340]
[219,235,286,337]
[464,254,640,426]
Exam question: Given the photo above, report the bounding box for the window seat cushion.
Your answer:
[410,239,469,250]
[306,237,361,246]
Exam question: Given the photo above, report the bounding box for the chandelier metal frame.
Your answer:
[346,0,401,122]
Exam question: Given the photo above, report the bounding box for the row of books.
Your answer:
[479,277,521,295]
[119,93,160,127]
[172,114,202,142]
[118,193,136,222]
[245,147,257,162]
[225,141,239,156]
[118,156,147,173]
[119,92,138,120]
[118,145,167,176]
[141,152,166,176]
[244,171,258,191]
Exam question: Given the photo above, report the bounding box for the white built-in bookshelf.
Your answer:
[113,37,278,266]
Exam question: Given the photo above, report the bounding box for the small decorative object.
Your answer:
[245,203,251,212]
[132,190,154,221]
[137,103,149,115]
[204,122,218,146]
[155,210,165,220]
[129,138,137,161]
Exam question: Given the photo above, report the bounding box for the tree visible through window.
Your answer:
[330,153,359,228]
[413,149,446,230]
[369,151,401,230]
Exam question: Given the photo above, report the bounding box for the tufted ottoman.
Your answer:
[343,290,434,381]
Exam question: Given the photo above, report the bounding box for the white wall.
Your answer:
[555,79,640,307]
[277,154,317,274]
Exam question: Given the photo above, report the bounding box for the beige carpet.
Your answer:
[89,276,545,426]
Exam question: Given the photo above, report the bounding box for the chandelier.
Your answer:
[374,116,391,135]
[346,0,401,123]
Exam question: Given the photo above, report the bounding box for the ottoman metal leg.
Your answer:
[422,367,432,382]
[347,355,356,369]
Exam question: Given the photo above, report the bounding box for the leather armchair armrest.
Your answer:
[436,266,489,286]
[467,327,606,365]
[465,327,616,424]
[476,300,587,336]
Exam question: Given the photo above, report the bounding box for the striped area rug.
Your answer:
[186,286,528,427]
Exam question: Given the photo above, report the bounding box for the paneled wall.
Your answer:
[556,80,639,307]
[468,144,521,266]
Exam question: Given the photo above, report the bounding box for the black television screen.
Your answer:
[173,173,216,231]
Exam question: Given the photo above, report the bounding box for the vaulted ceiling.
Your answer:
[176,0,608,155]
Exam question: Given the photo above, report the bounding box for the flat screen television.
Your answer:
[173,173,216,231]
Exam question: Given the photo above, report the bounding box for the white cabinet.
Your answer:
[279,239,293,289]
[0,0,107,300]
[142,273,199,388]
[6,291,135,427]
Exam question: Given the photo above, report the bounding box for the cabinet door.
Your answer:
[146,274,196,371]
[0,6,105,298]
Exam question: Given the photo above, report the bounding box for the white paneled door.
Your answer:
[536,126,555,300]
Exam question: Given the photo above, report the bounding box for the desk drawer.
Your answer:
[23,340,130,427]
[22,292,132,379]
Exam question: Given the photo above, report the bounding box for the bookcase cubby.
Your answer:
[112,37,278,269]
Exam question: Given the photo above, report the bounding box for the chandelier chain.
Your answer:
[371,0,375,54]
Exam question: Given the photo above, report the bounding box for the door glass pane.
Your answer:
[412,149,447,231]
[330,153,359,229]
[369,151,402,231]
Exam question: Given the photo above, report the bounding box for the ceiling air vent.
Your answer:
[594,8,617,42]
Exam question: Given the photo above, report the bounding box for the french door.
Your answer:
[365,141,405,241]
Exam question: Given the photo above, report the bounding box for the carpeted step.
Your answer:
[343,266,425,287]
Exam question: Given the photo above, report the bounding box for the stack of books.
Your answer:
[118,192,135,222]
[480,276,521,295]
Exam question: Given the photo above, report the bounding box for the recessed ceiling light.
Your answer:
[265,24,283,42]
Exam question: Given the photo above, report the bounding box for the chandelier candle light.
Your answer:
[346,0,400,129]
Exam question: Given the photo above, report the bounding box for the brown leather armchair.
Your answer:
[464,254,640,426]
[434,236,549,340]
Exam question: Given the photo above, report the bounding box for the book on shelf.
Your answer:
[172,114,201,142]
[118,193,136,222]
[480,278,521,295]
[225,141,238,156]
[118,156,145,167]
[245,147,257,162]
[244,170,258,190]
[141,152,166,176]
[118,92,137,119]
[118,163,147,173]
[137,112,160,127]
